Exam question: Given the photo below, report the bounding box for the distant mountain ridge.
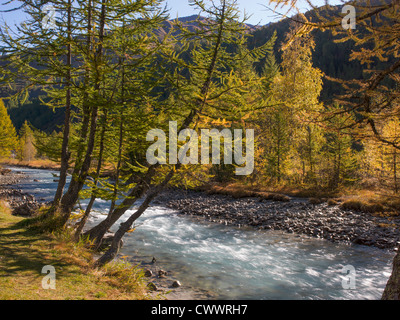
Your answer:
[2,1,395,132]
[156,14,260,38]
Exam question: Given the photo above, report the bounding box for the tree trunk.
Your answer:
[59,0,106,221]
[74,111,108,240]
[109,38,126,215]
[70,0,93,182]
[94,169,175,267]
[394,149,398,194]
[52,0,72,208]
[382,251,400,300]
[84,165,157,248]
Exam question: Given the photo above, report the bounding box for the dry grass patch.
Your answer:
[339,199,385,213]
[0,158,60,170]
[338,189,400,216]
[206,183,290,201]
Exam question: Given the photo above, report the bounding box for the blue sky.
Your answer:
[0,0,344,27]
[164,0,344,25]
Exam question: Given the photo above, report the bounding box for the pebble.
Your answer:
[158,269,168,278]
[147,282,157,291]
[171,280,181,288]
[144,269,153,277]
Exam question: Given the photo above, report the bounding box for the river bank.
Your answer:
[156,189,400,251]
[0,159,61,171]
[1,166,397,299]
[0,167,213,300]
[5,163,398,251]
[0,167,42,216]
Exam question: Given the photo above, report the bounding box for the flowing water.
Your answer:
[10,167,397,300]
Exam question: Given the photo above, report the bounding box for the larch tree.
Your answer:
[257,23,324,184]
[267,0,400,300]
[322,104,359,189]
[363,117,400,194]
[53,0,167,224]
[18,120,36,162]
[0,0,83,210]
[92,0,273,267]
[0,99,18,158]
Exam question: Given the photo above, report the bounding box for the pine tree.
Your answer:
[0,99,17,158]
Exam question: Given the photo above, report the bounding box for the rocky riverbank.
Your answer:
[155,189,400,251]
[0,168,42,216]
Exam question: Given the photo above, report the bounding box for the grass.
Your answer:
[0,204,150,300]
[338,190,400,216]
[203,182,339,200]
[0,158,60,170]
[205,183,290,202]
[203,182,400,216]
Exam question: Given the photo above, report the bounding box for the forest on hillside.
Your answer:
[0,0,399,286]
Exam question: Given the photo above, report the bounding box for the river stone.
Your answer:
[147,282,157,291]
[144,269,153,277]
[158,269,167,278]
[163,189,400,250]
[171,280,181,288]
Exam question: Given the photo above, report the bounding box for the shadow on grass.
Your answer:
[0,217,80,280]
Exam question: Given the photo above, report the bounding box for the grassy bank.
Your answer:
[0,201,150,300]
[0,158,61,171]
[204,183,400,216]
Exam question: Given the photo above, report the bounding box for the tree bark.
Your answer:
[84,165,157,247]
[382,251,400,300]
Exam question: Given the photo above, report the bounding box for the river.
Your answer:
[9,167,396,300]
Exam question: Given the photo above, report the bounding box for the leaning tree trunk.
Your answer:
[74,110,108,240]
[382,251,400,300]
[85,164,157,249]
[94,169,175,267]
